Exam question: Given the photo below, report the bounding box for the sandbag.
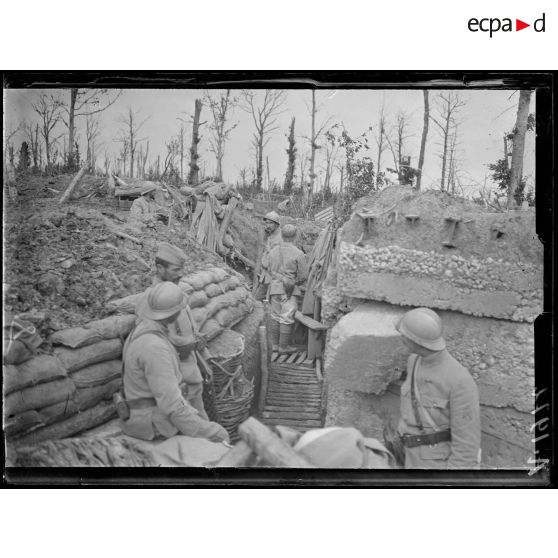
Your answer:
[3,355,68,396]
[54,339,122,373]
[204,282,225,298]
[190,307,207,326]
[39,400,80,426]
[186,270,214,291]
[13,401,117,446]
[106,292,143,314]
[50,315,135,349]
[4,410,42,438]
[3,315,43,365]
[200,319,222,341]
[221,276,241,292]
[74,378,121,410]
[70,359,122,388]
[209,267,229,283]
[5,378,76,416]
[178,281,195,296]
[187,290,209,309]
[214,308,232,328]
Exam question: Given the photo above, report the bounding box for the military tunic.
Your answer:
[398,349,481,469]
[263,242,308,324]
[121,318,228,443]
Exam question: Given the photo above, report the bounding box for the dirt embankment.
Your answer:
[3,173,225,338]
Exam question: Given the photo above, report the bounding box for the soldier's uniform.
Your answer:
[264,240,308,325]
[121,301,228,443]
[396,310,481,470]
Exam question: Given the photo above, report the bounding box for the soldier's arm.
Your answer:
[447,374,481,469]
[142,339,229,442]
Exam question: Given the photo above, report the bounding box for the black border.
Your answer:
[2,71,555,487]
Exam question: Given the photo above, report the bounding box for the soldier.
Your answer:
[140,242,208,419]
[396,307,481,469]
[121,281,229,443]
[263,224,308,353]
[254,211,282,301]
[128,184,158,224]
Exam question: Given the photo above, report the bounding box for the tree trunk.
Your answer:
[416,91,429,191]
[188,99,203,185]
[307,90,317,210]
[508,90,532,209]
[256,134,264,190]
[67,89,78,170]
[440,112,450,191]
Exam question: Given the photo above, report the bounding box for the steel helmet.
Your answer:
[264,211,281,225]
[281,223,297,239]
[396,307,445,351]
[137,281,187,321]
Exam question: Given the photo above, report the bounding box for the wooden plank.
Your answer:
[238,418,314,468]
[270,373,319,382]
[277,354,289,364]
[296,351,307,364]
[256,325,270,415]
[268,384,321,393]
[262,419,323,428]
[286,353,299,364]
[271,351,279,362]
[294,311,328,331]
[264,405,320,412]
[263,411,321,420]
[315,358,323,382]
[302,359,314,367]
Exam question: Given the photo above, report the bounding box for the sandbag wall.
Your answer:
[4,266,255,446]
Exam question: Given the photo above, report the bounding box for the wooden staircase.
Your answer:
[260,349,326,433]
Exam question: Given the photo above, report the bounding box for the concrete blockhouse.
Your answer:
[322,186,541,469]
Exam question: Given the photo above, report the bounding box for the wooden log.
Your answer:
[238,417,315,468]
[113,175,128,188]
[112,230,143,245]
[215,440,254,467]
[59,167,88,204]
[256,325,269,415]
[315,358,323,382]
[294,311,327,331]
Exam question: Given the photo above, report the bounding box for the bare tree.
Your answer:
[137,141,149,179]
[32,93,65,169]
[85,114,101,170]
[116,107,149,178]
[204,90,237,181]
[323,129,340,195]
[416,90,430,190]
[385,110,413,185]
[185,99,204,185]
[241,90,286,190]
[305,90,333,209]
[176,124,186,182]
[23,122,41,169]
[374,101,387,186]
[283,117,297,193]
[430,92,466,191]
[508,90,532,209]
[64,88,121,169]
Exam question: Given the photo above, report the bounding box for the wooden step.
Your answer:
[262,411,321,420]
[264,405,320,412]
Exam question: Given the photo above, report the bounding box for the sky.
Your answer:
[4,87,536,198]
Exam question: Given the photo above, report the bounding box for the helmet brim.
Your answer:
[396,319,446,351]
[136,294,187,321]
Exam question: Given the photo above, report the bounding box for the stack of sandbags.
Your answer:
[106,267,254,341]
[4,315,136,446]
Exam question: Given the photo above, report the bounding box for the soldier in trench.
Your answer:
[254,211,283,301]
[394,307,481,469]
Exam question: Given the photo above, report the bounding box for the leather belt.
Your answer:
[401,430,451,449]
[127,397,157,410]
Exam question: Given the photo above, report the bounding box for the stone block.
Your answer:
[324,303,406,395]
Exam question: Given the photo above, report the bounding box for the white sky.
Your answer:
[4,87,536,198]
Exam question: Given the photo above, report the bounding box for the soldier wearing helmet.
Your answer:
[395,307,481,469]
[254,211,283,300]
[263,224,308,353]
[121,281,229,444]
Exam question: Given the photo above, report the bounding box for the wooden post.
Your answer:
[257,324,269,415]
[107,175,116,196]
[238,417,315,468]
[252,225,265,296]
[59,167,87,204]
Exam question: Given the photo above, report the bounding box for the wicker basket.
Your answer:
[207,330,245,394]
